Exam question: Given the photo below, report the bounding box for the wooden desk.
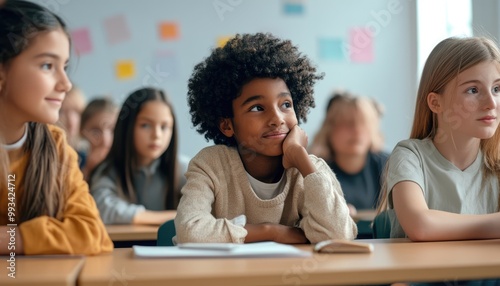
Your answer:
[351,209,377,223]
[78,239,500,286]
[105,225,158,241]
[0,255,84,286]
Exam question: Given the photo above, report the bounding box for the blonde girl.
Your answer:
[310,91,388,214]
[378,37,500,241]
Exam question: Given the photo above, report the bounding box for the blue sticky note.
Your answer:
[318,38,346,61]
[283,2,304,15]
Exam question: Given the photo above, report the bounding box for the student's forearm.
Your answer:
[286,146,316,177]
[401,210,500,241]
[0,226,24,255]
[244,223,308,244]
[132,210,176,225]
[393,182,500,241]
[244,223,273,242]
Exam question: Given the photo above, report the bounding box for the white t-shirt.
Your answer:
[386,138,499,238]
[246,172,286,200]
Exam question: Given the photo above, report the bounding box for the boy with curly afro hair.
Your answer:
[175,33,357,244]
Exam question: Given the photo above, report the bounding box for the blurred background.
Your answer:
[38,0,497,158]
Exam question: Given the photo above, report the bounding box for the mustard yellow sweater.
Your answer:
[0,125,113,255]
[175,145,357,243]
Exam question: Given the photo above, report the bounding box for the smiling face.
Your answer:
[432,60,500,141]
[0,29,72,125]
[219,77,298,158]
[133,100,174,167]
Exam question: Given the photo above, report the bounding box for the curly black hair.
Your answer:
[187,32,324,146]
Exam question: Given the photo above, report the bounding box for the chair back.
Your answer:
[372,211,391,239]
[157,219,176,246]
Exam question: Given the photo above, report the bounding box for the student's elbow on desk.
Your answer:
[174,216,206,243]
[405,227,434,242]
[19,217,113,255]
[399,213,437,242]
[301,218,357,243]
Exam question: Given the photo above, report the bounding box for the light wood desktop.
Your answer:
[351,209,377,223]
[105,225,159,241]
[78,239,500,286]
[103,210,377,242]
[0,255,84,286]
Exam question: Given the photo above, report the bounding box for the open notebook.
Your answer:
[133,241,311,258]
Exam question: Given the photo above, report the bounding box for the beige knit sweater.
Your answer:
[174,145,357,243]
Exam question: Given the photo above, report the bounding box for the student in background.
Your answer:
[80,98,118,180]
[378,36,500,241]
[309,91,389,215]
[90,87,187,225]
[175,33,357,244]
[59,86,87,166]
[0,0,112,255]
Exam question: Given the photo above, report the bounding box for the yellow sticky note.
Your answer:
[159,22,179,40]
[217,36,232,48]
[116,60,135,80]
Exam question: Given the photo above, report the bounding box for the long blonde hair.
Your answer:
[377,36,500,212]
[309,91,384,162]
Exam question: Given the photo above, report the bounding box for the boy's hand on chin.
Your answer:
[282,125,308,169]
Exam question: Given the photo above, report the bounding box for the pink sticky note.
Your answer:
[103,14,130,45]
[71,28,92,55]
[349,28,374,63]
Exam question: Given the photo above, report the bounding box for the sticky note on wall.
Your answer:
[103,14,131,45]
[217,36,232,48]
[71,28,92,55]
[283,0,305,15]
[149,50,178,81]
[349,28,374,63]
[159,22,179,40]
[318,38,345,61]
[116,60,135,80]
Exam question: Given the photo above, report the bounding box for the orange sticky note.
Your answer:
[116,60,135,80]
[159,22,179,40]
[217,36,232,48]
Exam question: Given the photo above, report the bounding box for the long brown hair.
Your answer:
[90,87,181,209]
[22,123,67,221]
[377,37,500,212]
[0,0,70,222]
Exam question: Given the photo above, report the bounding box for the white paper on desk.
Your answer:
[133,242,311,258]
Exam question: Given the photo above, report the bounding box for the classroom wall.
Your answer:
[47,0,418,158]
[472,0,499,39]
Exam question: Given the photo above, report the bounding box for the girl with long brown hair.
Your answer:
[0,0,112,255]
[89,87,186,225]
